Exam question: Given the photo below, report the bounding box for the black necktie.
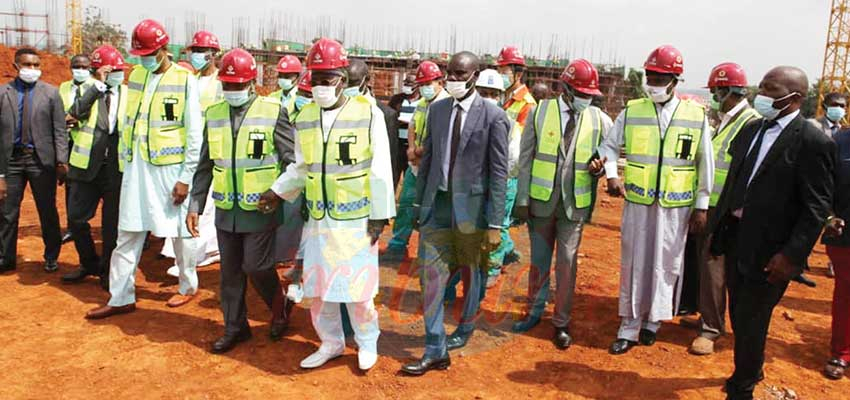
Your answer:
[104,90,113,134]
[729,120,777,210]
[562,109,576,155]
[448,104,462,188]
[21,85,32,146]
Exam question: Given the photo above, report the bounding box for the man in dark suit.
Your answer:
[0,47,68,273]
[710,66,835,399]
[401,51,509,375]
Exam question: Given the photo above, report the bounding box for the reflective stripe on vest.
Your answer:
[296,97,373,221]
[122,64,190,167]
[623,98,705,208]
[709,107,760,207]
[529,99,602,208]
[206,96,282,211]
[71,84,129,170]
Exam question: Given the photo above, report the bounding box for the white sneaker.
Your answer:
[299,348,343,369]
[287,283,303,303]
[166,265,179,278]
[358,349,378,370]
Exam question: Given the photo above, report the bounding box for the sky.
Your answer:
[6,0,830,89]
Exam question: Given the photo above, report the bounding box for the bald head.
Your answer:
[531,82,551,101]
[346,59,369,89]
[763,66,809,96]
[448,51,480,73]
[758,66,809,117]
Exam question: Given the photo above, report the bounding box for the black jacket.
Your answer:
[710,113,835,281]
[376,100,400,187]
[67,84,121,182]
[823,128,850,247]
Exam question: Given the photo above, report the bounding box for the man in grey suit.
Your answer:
[401,51,509,376]
[0,48,68,273]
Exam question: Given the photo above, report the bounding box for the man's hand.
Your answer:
[56,163,68,186]
[512,205,529,224]
[368,219,386,245]
[407,146,420,166]
[171,182,189,205]
[186,212,200,238]
[0,177,6,202]
[589,156,608,177]
[484,228,501,252]
[65,114,79,129]
[94,65,113,82]
[689,209,708,234]
[257,189,281,214]
[606,177,625,197]
[825,216,846,237]
[764,253,796,285]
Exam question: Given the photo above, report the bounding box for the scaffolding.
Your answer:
[819,0,850,121]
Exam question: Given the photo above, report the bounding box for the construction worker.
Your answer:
[512,60,613,348]
[268,55,302,120]
[814,92,847,280]
[186,48,291,353]
[85,19,202,319]
[496,45,536,268]
[291,71,312,120]
[262,38,395,371]
[163,29,224,277]
[388,74,419,185]
[589,45,714,355]
[59,54,95,245]
[60,45,128,290]
[383,60,448,262]
[686,62,759,356]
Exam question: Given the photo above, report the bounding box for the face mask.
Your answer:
[312,85,341,108]
[18,67,41,83]
[644,83,672,103]
[223,89,251,107]
[419,84,436,101]
[483,97,499,106]
[140,54,162,72]
[106,71,125,87]
[294,95,311,110]
[189,52,210,71]
[72,68,90,83]
[501,74,512,90]
[343,86,362,98]
[753,93,796,120]
[709,98,721,112]
[446,76,473,99]
[571,96,592,113]
[402,85,413,95]
[827,106,846,123]
[278,78,294,91]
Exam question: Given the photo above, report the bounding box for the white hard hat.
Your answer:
[476,69,504,91]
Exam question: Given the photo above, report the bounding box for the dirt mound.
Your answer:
[0,45,71,86]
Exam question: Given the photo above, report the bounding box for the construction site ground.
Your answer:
[1,182,848,400]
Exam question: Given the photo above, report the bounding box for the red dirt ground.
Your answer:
[0,181,848,400]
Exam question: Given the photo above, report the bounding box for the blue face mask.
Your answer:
[343,86,362,98]
[827,106,846,123]
[106,71,125,87]
[501,74,512,90]
[189,52,210,71]
[278,78,295,91]
[754,93,796,121]
[72,68,91,83]
[295,95,311,110]
[419,85,436,101]
[140,54,162,72]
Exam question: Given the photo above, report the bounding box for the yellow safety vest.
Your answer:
[623,98,705,208]
[197,75,223,111]
[269,88,297,122]
[295,97,373,221]
[122,63,191,168]
[412,88,450,147]
[709,107,760,207]
[206,96,282,211]
[529,99,603,208]
[70,84,129,170]
[59,79,94,143]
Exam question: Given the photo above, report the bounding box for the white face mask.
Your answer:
[571,96,592,113]
[223,89,251,107]
[18,67,41,83]
[278,78,295,91]
[402,85,414,95]
[644,83,672,103]
[72,68,91,83]
[312,85,341,109]
[483,97,499,106]
[446,76,473,99]
[106,71,125,87]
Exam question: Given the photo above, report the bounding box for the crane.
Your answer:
[66,0,82,54]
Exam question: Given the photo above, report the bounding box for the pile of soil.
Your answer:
[0,45,71,86]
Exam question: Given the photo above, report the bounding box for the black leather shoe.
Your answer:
[553,327,572,350]
[446,331,472,351]
[792,273,817,288]
[61,230,74,244]
[44,260,59,273]
[639,329,656,346]
[211,329,252,354]
[269,291,294,340]
[609,339,637,355]
[0,261,15,273]
[511,315,541,333]
[400,354,451,376]
[62,267,95,282]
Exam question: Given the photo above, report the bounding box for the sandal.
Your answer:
[824,357,848,380]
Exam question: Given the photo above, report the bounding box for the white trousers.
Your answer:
[310,298,380,354]
[108,230,199,307]
[617,317,661,342]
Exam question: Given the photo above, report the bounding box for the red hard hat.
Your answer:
[190,30,221,51]
[130,19,169,56]
[560,59,602,96]
[644,45,683,75]
[91,45,126,71]
[706,62,748,88]
[415,61,443,84]
[217,48,257,83]
[306,38,349,71]
[297,70,312,92]
[276,55,302,74]
[497,46,526,67]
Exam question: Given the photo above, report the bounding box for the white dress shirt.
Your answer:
[744,109,800,186]
[440,90,478,190]
[92,80,121,134]
[716,98,749,134]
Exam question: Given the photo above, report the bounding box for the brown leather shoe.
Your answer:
[166,293,195,308]
[85,304,136,319]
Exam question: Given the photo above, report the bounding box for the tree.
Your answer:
[81,6,127,57]
[625,68,645,100]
